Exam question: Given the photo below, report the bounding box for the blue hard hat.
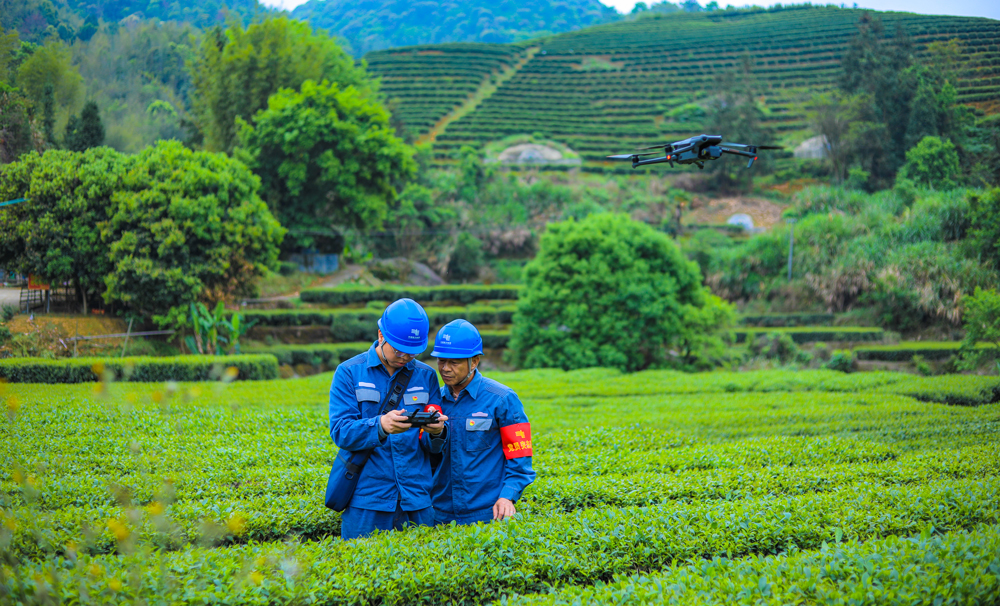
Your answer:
[431,319,484,358]
[378,298,429,355]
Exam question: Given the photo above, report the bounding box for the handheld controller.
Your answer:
[402,404,442,428]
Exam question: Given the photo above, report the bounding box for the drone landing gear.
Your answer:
[695,161,704,170]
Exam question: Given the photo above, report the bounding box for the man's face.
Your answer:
[378,331,414,369]
[438,357,475,386]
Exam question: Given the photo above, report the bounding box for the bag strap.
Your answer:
[379,365,414,416]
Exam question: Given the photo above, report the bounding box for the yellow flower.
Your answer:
[224,366,239,381]
[4,518,16,531]
[226,513,247,536]
[92,383,105,395]
[88,564,103,577]
[5,395,19,414]
[254,556,266,567]
[108,578,122,592]
[107,518,130,542]
[188,386,202,399]
[91,362,105,377]
[250,571,264,586]
[12,470,23,484]
[150,391,164,404]
[145,501,165,517]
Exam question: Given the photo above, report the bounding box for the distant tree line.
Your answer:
[812,13,999,191]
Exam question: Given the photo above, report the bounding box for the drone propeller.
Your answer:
[635,143,675,151]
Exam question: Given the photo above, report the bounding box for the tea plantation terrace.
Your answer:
[363,6,1000,166]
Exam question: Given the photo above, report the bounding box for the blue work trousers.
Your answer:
[341,504,434,540]
[434,506,494,526]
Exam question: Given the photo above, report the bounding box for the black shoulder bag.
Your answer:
[324,366,413,511]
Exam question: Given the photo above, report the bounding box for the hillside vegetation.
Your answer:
[291,0,619,56]
[363,6,1000,165]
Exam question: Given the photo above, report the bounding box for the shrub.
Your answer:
[968,188,1000,271]
[959,287,1000,370]
[509,213,718,372]
[748,332,811,365]
[0,355,279,383]
[447,232,485,282]
[1,304,15,322]
[825,349,855,372]
[897,136,960,190]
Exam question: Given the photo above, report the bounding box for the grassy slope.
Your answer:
[364,6,1000,165]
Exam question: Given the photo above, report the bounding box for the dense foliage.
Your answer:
[0,147,122,312]
[190,17,365,153]
[102,141,284,320]
[292,0,619,56]
[2,368,999,602]
[237,79,414,254]
[70,19,196,153]
[0,142,285,318]
[509,213,729,372]
[704,185,999,333]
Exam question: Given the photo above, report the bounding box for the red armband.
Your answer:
[499,423,532,459]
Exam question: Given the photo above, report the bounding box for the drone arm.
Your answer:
[720,147,758,169]
[632,155,673,168]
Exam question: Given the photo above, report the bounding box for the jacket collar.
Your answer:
[443,368,482,402]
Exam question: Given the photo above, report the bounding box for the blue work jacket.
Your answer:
[328,343,443,512]
[431,370,535,522]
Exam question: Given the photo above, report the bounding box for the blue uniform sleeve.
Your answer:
[419,374,448,453]
[329,365,384,452]
[496,391,535,503]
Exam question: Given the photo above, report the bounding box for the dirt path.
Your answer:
[416,47,540,145]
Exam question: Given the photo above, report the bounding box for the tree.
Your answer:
[897,136,960,190]
[190,17,366,153]
[102,141,285,322]
[15,38,81,116]
[64,100,104,151]
[0,85,39,163]
[0,147,123,312]
[508,213,723,372]
[237,79,414,253]
[838,14,915,189]
[706,53,775,190]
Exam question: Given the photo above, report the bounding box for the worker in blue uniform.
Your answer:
[429,319,535,525]
[328,298,449,540]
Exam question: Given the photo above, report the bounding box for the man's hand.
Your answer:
[379,409,412,435]
[493,497,516,521]
[424,414,449,435]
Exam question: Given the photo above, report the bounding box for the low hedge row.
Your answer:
[245,306,516,341]
[248,332,513,368]
[299,285,521,305]
[735,327,883,344]
[854,341,997,362]
[0,355,279,383]
[739,313,837,327]
[244,343,371,367]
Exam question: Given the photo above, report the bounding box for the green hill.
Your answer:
[363,6,1000,166]
[291,0,620,56]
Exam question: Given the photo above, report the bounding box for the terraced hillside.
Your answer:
[366,44,530,141]
[364,6,1000,166]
